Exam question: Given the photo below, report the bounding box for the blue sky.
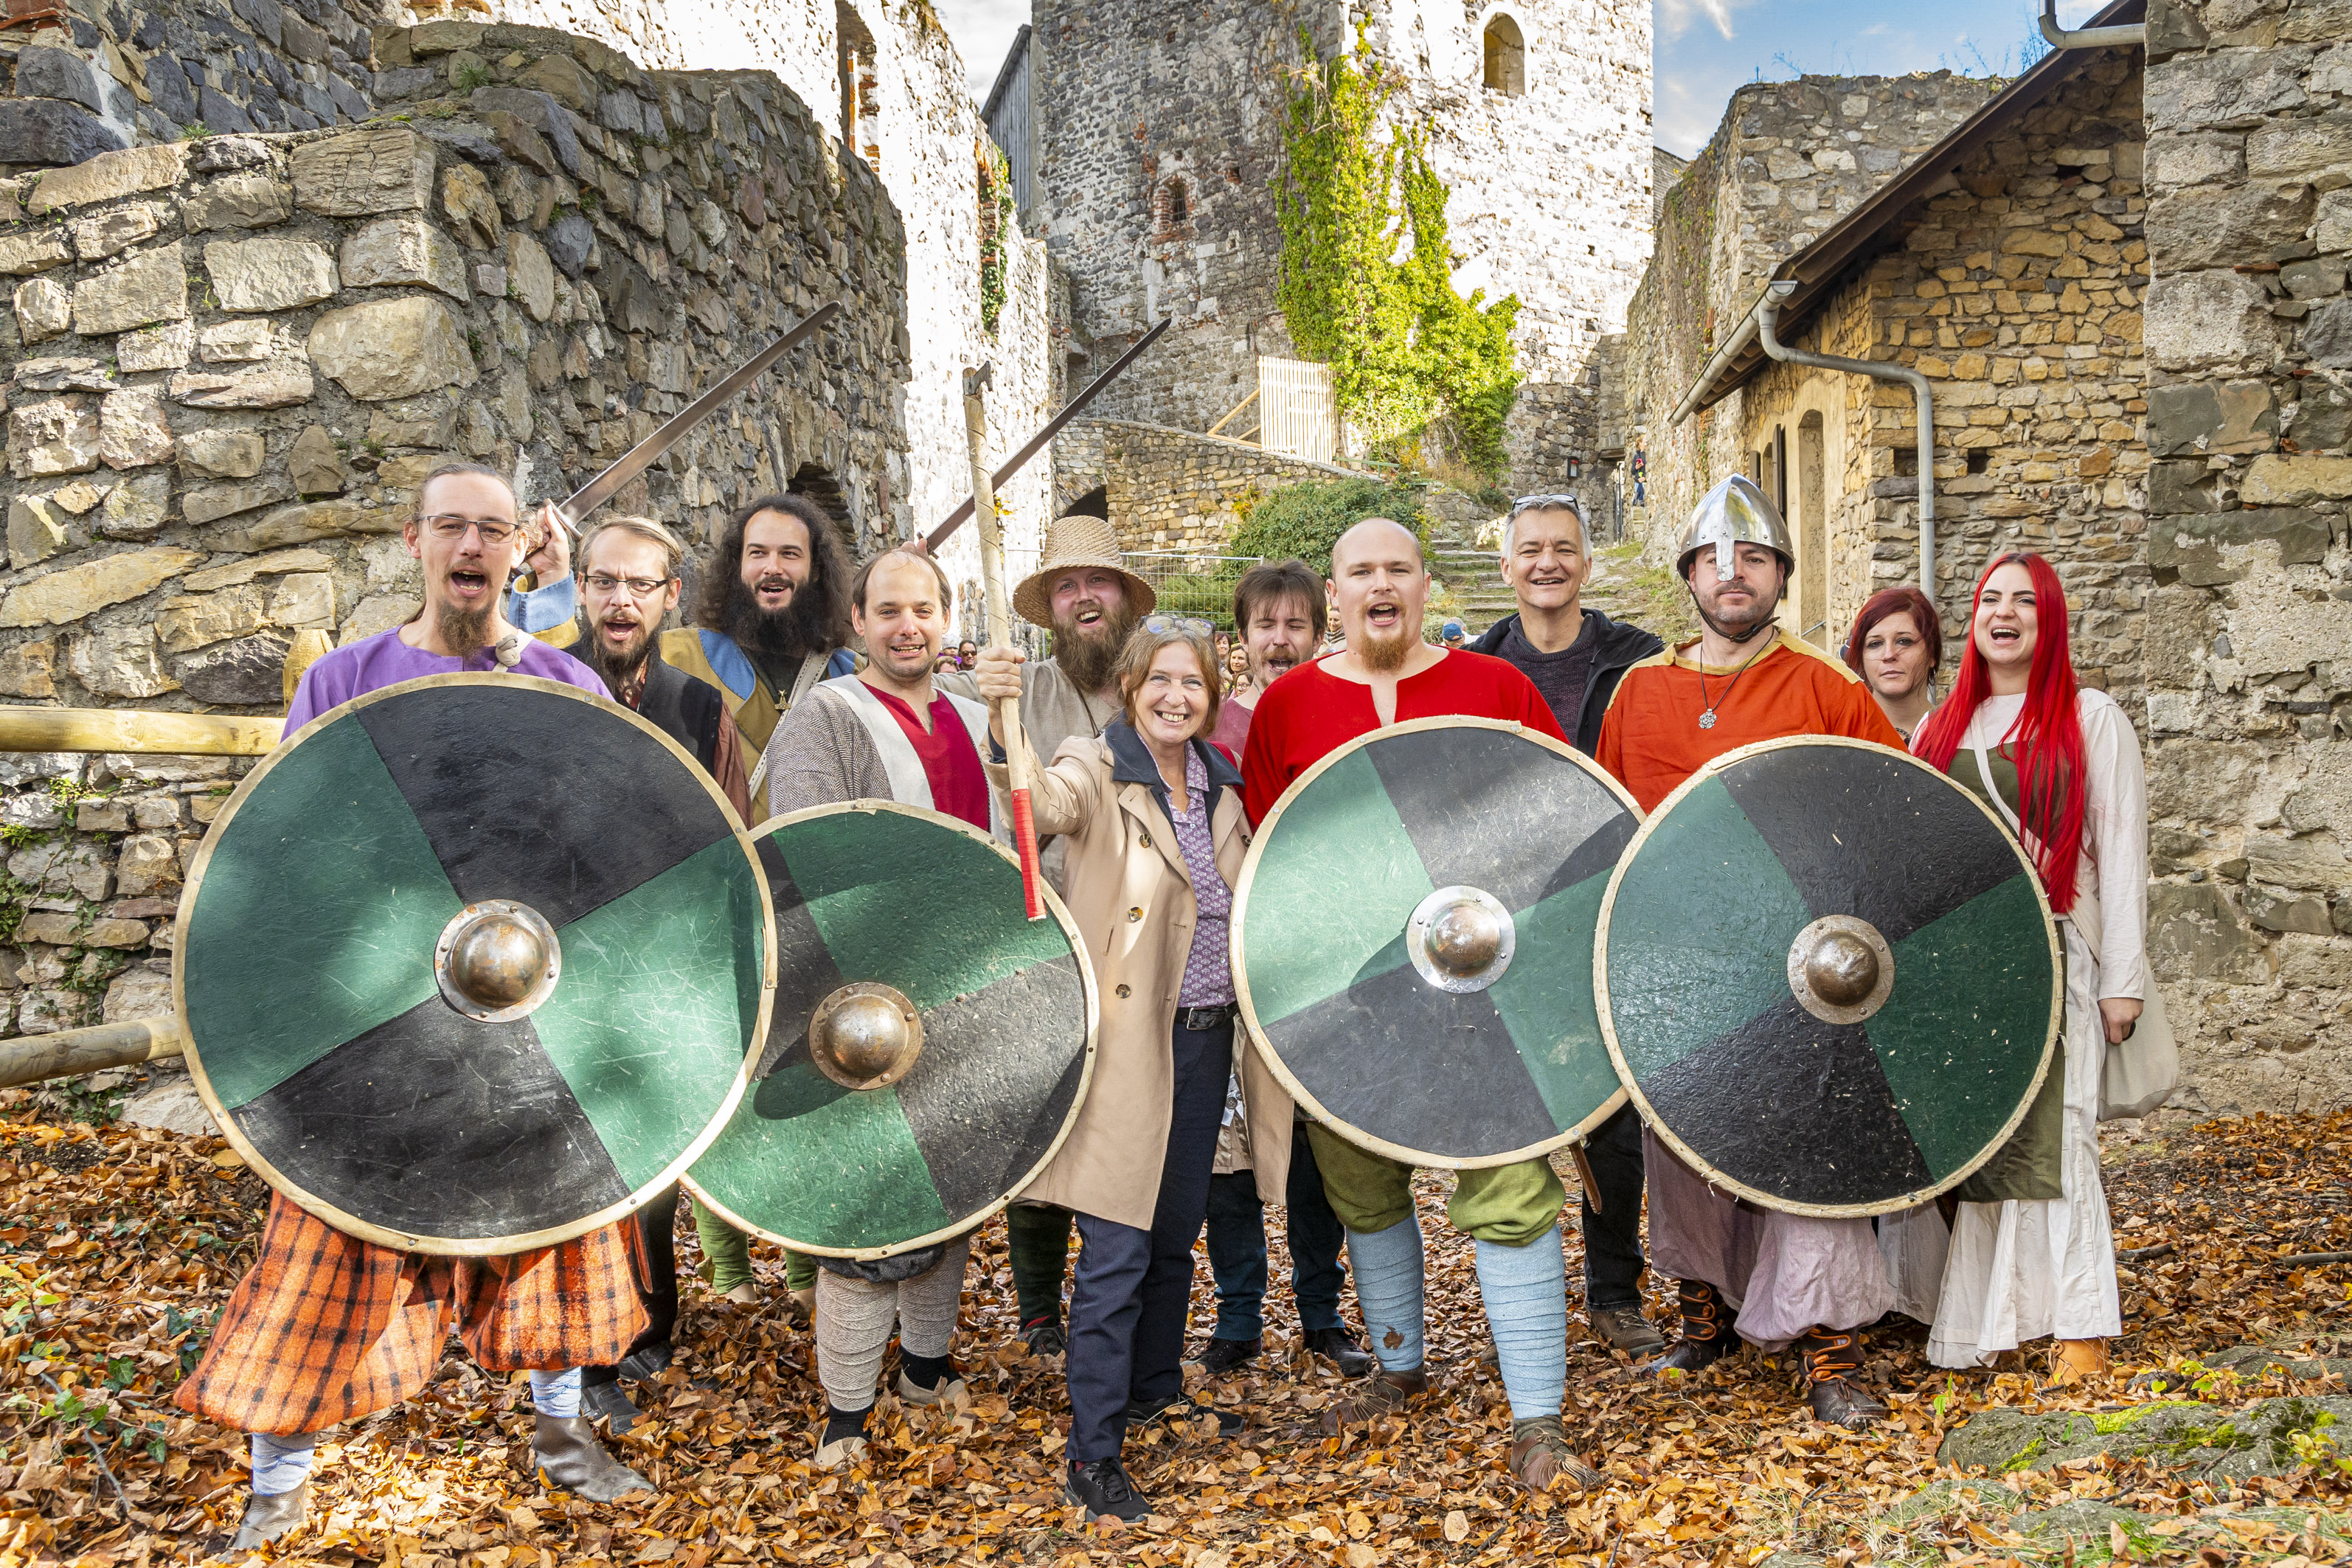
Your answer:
[931,0,2112,156]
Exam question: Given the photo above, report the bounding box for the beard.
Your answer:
[436,598,493,655]
[1696,580,1782,643]
[1052,600,1141,692]
[1355,620,1415,673]
[724,581,830,662]
[582,617,659,697]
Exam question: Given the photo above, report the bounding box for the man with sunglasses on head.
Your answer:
[187,465,651,1553]
[1466,494,1665,1359]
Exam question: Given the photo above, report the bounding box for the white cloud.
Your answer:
[932,0,1033,99]
[1659,0,1740,39]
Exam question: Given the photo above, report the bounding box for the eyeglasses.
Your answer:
[1142,615,1213,636]
[418,513,521,545]
[583,572,672,598]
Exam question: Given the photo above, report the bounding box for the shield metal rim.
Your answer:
[173,672,778,1256]
[681,797,1102,1259]
[1593,733,2064,1218]
[1230,715,1642,1170]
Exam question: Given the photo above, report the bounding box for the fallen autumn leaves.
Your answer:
[2,1097,2348,1567]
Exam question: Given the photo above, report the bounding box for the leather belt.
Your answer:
[1177,1003,1238,1031]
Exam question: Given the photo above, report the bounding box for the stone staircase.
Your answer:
[1426,509,1690,642]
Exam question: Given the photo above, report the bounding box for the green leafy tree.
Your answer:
[1275,32,1522,477]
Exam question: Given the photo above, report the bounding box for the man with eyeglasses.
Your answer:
[187,463,651,1553]
[561,514,759,1434]
[1466,494,1665,1359]
[761,545,994,1470]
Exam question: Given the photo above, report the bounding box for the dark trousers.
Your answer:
[583,1184,678,1388]
[1581,1102,1648,1313]
[1203,1119,1347,1339]
[1007,1202,1074,1327]
[1066,1021,1231,1463]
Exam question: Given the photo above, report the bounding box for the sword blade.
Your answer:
[555,299,842,533]
[923,317,1170,552]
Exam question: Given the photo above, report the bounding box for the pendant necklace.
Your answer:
[1696,640,1771,729]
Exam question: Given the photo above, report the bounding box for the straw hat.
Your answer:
[1011,508,1157,628]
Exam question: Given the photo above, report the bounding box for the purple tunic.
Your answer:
[284,628,610,737]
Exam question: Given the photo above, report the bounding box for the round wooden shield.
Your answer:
[175,674,774,1255]
[1232,718,1642,1169]
[684,801,1097,1258]
[1598,736,2061,1217]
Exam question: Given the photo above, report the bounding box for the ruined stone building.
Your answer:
[986,0,1654,530]
[1603,0,2352,1114]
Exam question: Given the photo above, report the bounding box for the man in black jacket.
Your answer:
[1467,495,1664,1356]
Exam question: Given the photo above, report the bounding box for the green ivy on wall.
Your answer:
[1274,30,1522,479]
[979,141,1015,339]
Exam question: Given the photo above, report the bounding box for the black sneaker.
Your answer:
[1066,1455,1148,1524]
[1125,1395,1243,1439]
[1303,1326,1373,1377]
[1192,1336,1260,1376]
[1022,1317,1067,1358]
[617,1342,673,1382]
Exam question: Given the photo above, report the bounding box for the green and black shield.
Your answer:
[1232,718,1640,1168]
[176,674,773,1255]
[1598,736,2060,1216]
[684,801,1096,1257]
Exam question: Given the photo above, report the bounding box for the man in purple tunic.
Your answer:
[285,462,607,728]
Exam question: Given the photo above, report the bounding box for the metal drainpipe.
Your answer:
[2038,0,2146,49]
[1756,278,1940,603]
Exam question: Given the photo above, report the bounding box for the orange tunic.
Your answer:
[1595,632,1903,813]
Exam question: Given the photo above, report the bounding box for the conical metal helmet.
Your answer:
[1676,473,1794,580]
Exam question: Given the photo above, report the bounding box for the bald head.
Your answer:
[1326,516,1430,673]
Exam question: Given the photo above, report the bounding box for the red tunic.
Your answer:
[866,684,991,831]
[1240,649,1565,825]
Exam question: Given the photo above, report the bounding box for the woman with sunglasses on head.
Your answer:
[1903,552,2149,1382]
[972,616,1294,1525]
[1842,586,1942,743]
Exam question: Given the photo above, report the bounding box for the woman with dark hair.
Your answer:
[1842,586,1941,741]
[1905,552,2149,1381]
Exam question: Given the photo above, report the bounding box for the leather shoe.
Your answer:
[1508,1417,1603,1494]
[533,1412,653,1500]
[1065,1456,1148,1524]
[1644,1279,1733,1375]
[1192,1336,1260,1376]
[1320,1367,1427,1432]
[1303,1326,1373,1376]
[580,1378,641,1434]
[229,1482,307,1550]
[897,1367,968,1406]
[1794,1328,1888,1431]
[1590,1304,1666,1357]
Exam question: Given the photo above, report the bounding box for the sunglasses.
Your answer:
[1142,614,1213,636]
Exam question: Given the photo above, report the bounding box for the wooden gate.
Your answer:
[1257,355,1338,462]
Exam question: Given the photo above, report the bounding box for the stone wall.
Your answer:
[1061,417,1363,557]
[0,27,913,1041]
[2136,0,2352,1115]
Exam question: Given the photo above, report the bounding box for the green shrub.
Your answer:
[1224,475,1432,580]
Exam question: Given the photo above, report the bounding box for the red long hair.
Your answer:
[1914,552,2088,913]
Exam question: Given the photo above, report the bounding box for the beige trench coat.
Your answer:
[996,730,1293,1230]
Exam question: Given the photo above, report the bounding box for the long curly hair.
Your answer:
[693,493,853,659]
[1913,552,2087,913]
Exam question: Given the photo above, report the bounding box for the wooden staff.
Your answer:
[963,364,1046,920]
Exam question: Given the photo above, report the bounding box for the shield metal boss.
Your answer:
[684,801,1097,1258]
[175,674,774,1255]
[1598,736,2061,1216]
[1232,718,1641,1168]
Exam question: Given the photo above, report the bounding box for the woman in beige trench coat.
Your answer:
[976,620,1292,1527]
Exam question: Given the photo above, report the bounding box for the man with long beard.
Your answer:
[1236,518,1601,1496]
[935,499,1154,1359]
[560,516,757,1433]
[1593,474,1901,1430]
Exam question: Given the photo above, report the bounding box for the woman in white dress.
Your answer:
[1905,551,2148,1380]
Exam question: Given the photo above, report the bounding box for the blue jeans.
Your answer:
[1202,1117,1347,1339]
[1065,1020,1231,1463]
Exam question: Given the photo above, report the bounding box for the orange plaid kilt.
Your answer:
[176,1193,648,1435]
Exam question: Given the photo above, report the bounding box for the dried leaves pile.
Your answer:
[3,1098,2348,1567]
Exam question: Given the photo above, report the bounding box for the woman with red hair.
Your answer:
[1903,552,2148,1381]
[1842,586,1941,741]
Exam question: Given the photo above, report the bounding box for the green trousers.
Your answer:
[690,1199,816,1294]
[1302,1123,1565,1247]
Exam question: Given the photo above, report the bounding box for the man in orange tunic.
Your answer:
[1594,475,1904,1430]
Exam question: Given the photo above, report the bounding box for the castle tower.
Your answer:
[1010,0,1654,499]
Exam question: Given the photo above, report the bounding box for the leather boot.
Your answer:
[1794,1328,1888,1430]
[1507,1416,1603,1494]
[534,1412,653,1501]
[229,1482,308,1550]
[1643,1280,1734,1374]
[1319,1367,1427,1432]
[579,1378,641,1434]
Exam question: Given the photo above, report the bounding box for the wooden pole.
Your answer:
[963,364,1045,921]
[0,1016,182,1091]
[0,707,279,756]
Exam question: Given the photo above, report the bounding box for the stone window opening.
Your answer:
[1156,176,1190,232]
[1797,412,1827,648]
[837,2,881,174]
[1482,14,1525,96]
[1965,448,1991,475]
